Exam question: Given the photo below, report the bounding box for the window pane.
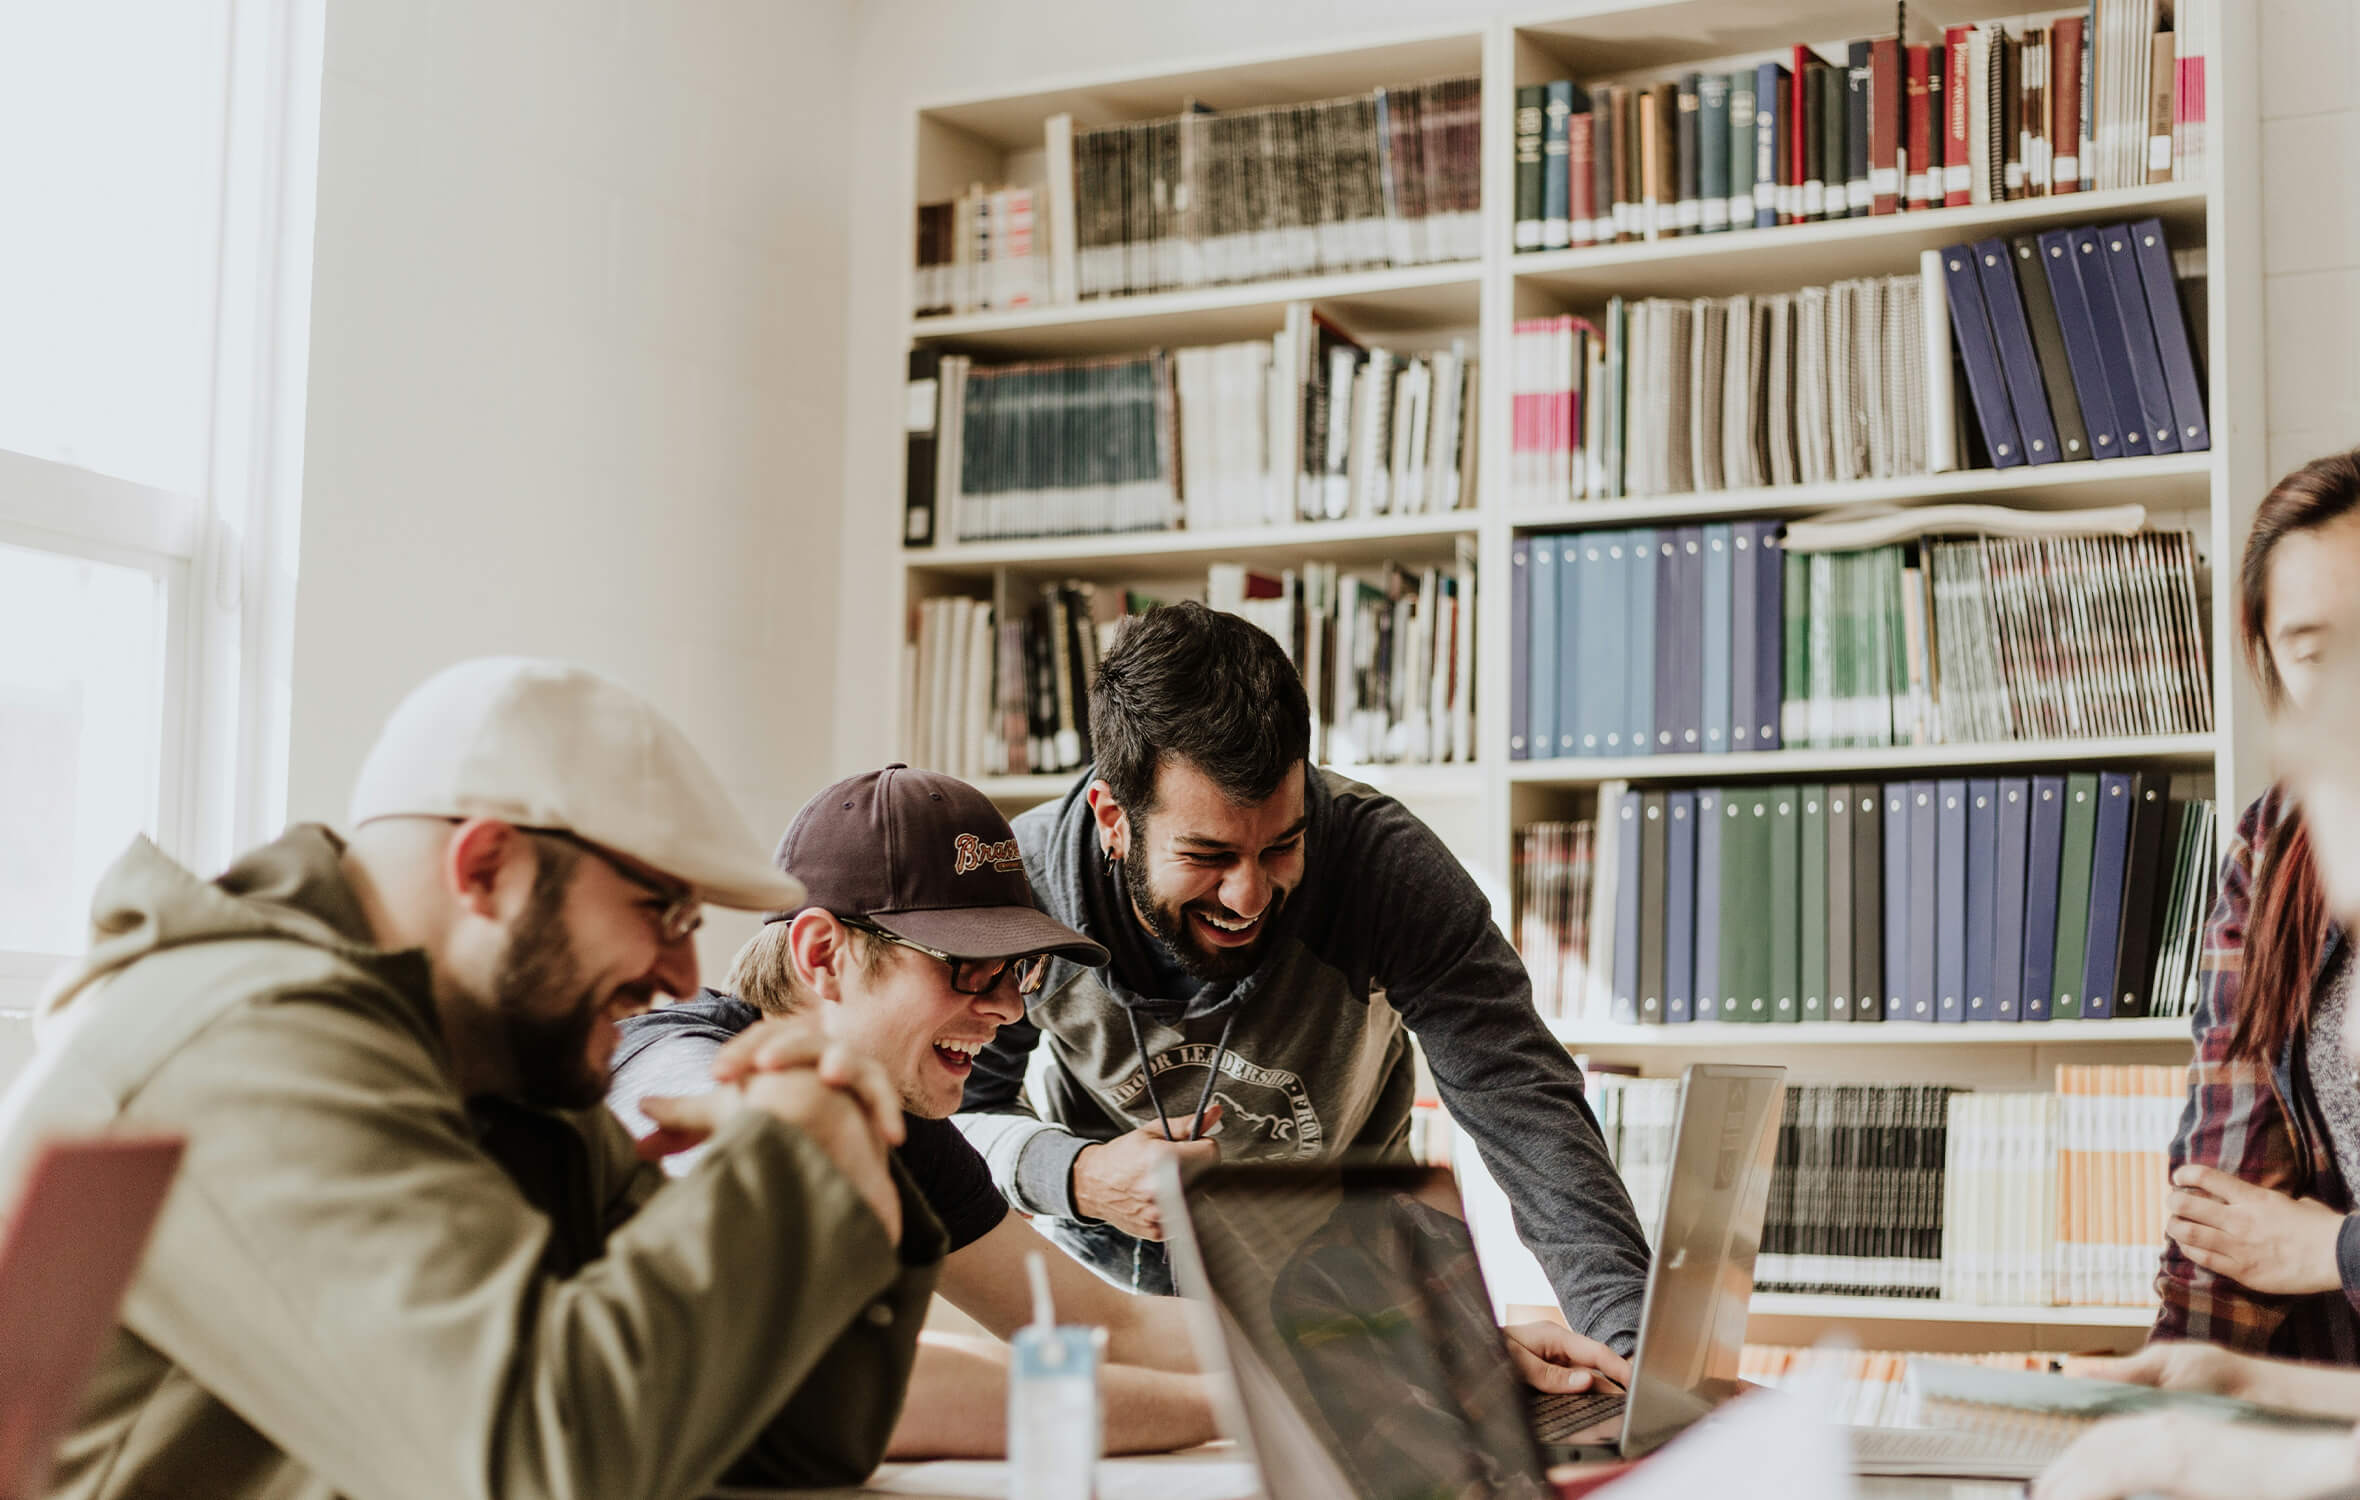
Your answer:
[0,543,168,955]
[0,3,231,496]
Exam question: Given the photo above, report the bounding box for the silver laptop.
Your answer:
[1157,1063,1785,1497]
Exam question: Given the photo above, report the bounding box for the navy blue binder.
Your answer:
[1941,242,2027,467]
[1654,533,1681,754]
[1612,788,1643,1024]
[1695,788,1724,1021]
[1556,528,1584,758]
[2020,775,2067,1020]
[2129,217,2211,452]
[2078,770,2137,1020]
[1529,535,1559,762]
[2070,226,2159,458]
[1965,779,1999,1020]
[2035,228,2130,459]
[1510,535,1532,759]
[1883,782,1909,1020]
[1666,790,1698,1023]
[1703,524,1735,753]
[1754,525,1784,750]
[1992,778,2031,1021]
[1972,238,2063,464]
[1936,779,1968,1023]
[1627,530,1658,757]
[1755,62,1788,229]
[1907,780,1937,1021]
[1578,531,1622,754]
[1731,525,1760,750]
[2099,224,2184,456]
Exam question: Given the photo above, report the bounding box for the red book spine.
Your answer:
[1791,44,1814,218]
[1943,25,1974,206]
[1569,111,1597,246]
[2052,16,2084,193]
[1905,44,1932,209]
[1871,36,1902,214]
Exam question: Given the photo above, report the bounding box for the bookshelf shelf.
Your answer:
[1552,1018,2192,1048]
[974,761,1487,810]
[1510,452,2215,530]
[909,262,1483,357]
[1748,1293,2156,1327]
[1511,183,2207,304]
[907,511,1477,577]
[1509,734,2219,788]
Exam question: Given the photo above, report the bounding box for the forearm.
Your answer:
[1101,1294,1203,1374]
[2245,1358,2360,1423]
[886,1336,1218,1459]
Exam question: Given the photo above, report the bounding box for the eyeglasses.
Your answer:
[522,827,704,944]
[842,917,1051,996]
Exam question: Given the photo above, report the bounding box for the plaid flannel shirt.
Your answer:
[2153,785,2360,1361]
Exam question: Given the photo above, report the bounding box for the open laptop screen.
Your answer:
[1170,1162,1554,1500]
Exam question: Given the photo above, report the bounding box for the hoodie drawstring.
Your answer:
[1122,1005,1238,1146]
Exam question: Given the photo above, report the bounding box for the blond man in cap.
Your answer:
[0,658,942,1500]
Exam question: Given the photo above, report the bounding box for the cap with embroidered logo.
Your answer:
[771,765,1106,965]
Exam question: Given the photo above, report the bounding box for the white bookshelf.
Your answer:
[880,0,2266,1346]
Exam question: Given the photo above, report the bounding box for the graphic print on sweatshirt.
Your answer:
[1105,1043,1324,1158]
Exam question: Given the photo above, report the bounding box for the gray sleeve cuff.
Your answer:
[2338,1213,2360,1298]
[1013,1126,1092,1221]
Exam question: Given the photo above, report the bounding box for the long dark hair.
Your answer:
[2229,450,2360,1061]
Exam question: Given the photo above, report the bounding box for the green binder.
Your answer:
[1801,785,1829,1021]
[2050,772,2101,1020]
[1721,786,1774,1022]
[1769,784,1802,1022]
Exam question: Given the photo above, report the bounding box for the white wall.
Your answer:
[291,0,856,972]
[2258,0,2360,478]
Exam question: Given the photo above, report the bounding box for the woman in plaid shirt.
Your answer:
[2152,451,2360,1362]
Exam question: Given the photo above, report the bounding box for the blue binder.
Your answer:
[1510,535,1532,759]
[2035,228,2131,459]
[1940,242,2027,467]
[1579,531,1624,754]
[1754,525,1784,750]
[1626,530,1658,757]
[1935,779,1968,1023]
[1882,782,1909,1020]
[1612,789,1643,1024]
[2078,770,2137,1020]
[1529,535,1559,762]
[1695,788,1724,1021]
[2021,775,2067,1020]
[1702,524,1735,753]
[2070,226,2159,458]
[1666,790,1698,1023]
[1965,779,1999,1020]
[1754,62,1788,229]
[1907,780,1938,1021]
[1972,237,2063,464]
[2098,224,2183,455]
[2128,217,2211,452]
[1992,778,2031,1021]
[1675,526,1707,752]
[1653,533,1681,753]
[1731,524,1760,750]
[1556,528,1584,758]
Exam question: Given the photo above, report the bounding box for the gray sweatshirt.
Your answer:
[953,767,1651,1352]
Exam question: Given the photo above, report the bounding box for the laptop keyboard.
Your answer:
[1529,1387,1626,1442]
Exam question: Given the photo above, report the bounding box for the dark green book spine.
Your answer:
[1723,785,1774,1022]
[1640,790,1669,1023]
[1514,85,1546,252]
[1727,70,1756,232]
[1819,63,1847,223]
[1851,782,1884,1021]
[1802,786,1829,1021]
[2050,773,2101,1020]
[1770,785,1802,1022]
[1699,72,1731,232]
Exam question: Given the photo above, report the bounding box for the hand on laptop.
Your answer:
[1502,1321,1631,1395]
[2032,1412,2360,1500]
[1072,1103,1224,1239]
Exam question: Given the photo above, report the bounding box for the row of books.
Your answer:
[902,317,1478,545]
[1591,1068,2181,1305]
[912,183,1049,318]
[1509,273,1933,510]
[1510,6,2205,254]
[1942,1071,2183,1308]
[904,582,1110,780]
[1939,219,2209,471]
[1508,523,2213,762]
[1741,1348,2049,1430]
[1525,773,2213,1028]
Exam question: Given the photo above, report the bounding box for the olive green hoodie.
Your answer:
[0,825,944,1500]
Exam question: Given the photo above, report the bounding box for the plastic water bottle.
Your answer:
[1007,1251,1103,1500]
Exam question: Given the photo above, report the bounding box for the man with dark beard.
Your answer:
[955,603,1653,1373]
[0,658,942,1500]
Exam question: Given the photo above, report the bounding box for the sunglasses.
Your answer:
[842,917,1052,996]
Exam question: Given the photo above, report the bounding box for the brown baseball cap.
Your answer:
[771,765,1107,965]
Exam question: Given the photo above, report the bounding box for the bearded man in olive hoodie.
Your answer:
[0,658,942,1500]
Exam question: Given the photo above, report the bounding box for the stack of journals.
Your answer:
[1508,274,1930,508]
[903,316,1477,546]
[913,184,1051,316]
[905,582,1109,780]
[2143,799,2218,1019]
[1580,775,2204,1028]
[1511,5,2209,251]
[1760,1083,1956,1297]
[1515,820,1599,1019]
[1939,219,2209,470]
[1742,1348,2051,1429]
[1507,524,2211,761]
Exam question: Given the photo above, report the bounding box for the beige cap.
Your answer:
[348,657,804,912]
